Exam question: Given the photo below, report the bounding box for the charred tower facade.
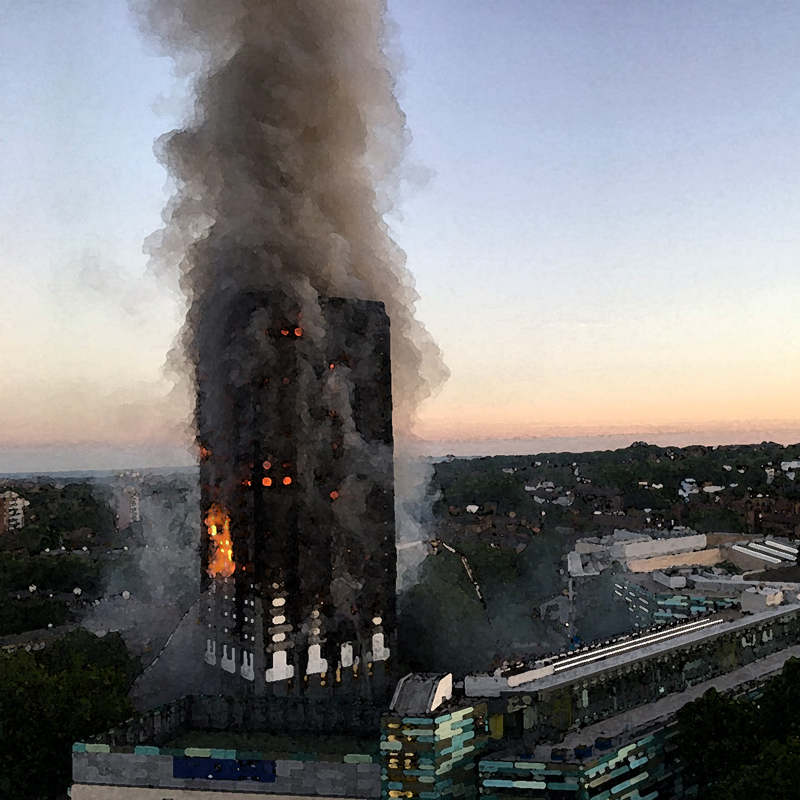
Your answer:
[198,289,396,701]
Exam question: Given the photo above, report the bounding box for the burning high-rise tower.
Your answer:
[129,0,447,710]
[198,287,396,701]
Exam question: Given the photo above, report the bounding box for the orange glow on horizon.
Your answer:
[410,407,800,446]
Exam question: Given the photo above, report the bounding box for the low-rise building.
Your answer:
[566,530,721,577]
[112,486,141,532]
[479,724,689,800]
[381,673,489,800]
[741,585,785,613]
[617,573,738,627]
[71,695,382,799]
[477,644,800,800]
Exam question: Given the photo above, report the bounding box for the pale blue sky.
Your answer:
[3,1,800,468]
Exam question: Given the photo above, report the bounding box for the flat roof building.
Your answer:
[71,694,382,799]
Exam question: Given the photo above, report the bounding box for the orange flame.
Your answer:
[205,504,235,579]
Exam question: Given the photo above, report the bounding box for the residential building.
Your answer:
[0,490,29,534]
[197,292,396,702]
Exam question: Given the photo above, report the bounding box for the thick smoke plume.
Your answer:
[133,0,447,580]
[83,480,200,667]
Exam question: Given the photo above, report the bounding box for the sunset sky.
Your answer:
[3,0,800,470]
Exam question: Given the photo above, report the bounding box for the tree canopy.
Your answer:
[0,628,136,799]
[677,658,800,799]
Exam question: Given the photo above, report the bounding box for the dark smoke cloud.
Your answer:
[131,0,448,439]
[128,0,448,586]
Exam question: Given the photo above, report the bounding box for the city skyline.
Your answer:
[4,0,800,471]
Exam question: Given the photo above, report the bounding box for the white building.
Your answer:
[113,486,141,531]
[0,491,29,534]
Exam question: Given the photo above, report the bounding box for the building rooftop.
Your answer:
[389,672,453,716]
[482,643,800,767]
[624,572,736,598]
[159,731,378,761]
[551,642,800,760]
[749,563,800,583]
[467,603,800,697]
[76,693,384,758]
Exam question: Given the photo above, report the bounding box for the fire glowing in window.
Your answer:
[262,477,273,487]
[294,328,303,337]
[205,505,235,578]
[282,477,292,486]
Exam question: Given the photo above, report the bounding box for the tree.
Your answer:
[756,657,800,741]
[0,629,136,799]
[397,550,497,674]
[710,739,800,800]
[0,593,71,637]
[676,658,800,798]
[676,688,761,791]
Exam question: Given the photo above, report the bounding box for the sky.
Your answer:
[3,0,800,470]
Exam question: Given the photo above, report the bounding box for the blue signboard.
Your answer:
[173,756,277,782]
